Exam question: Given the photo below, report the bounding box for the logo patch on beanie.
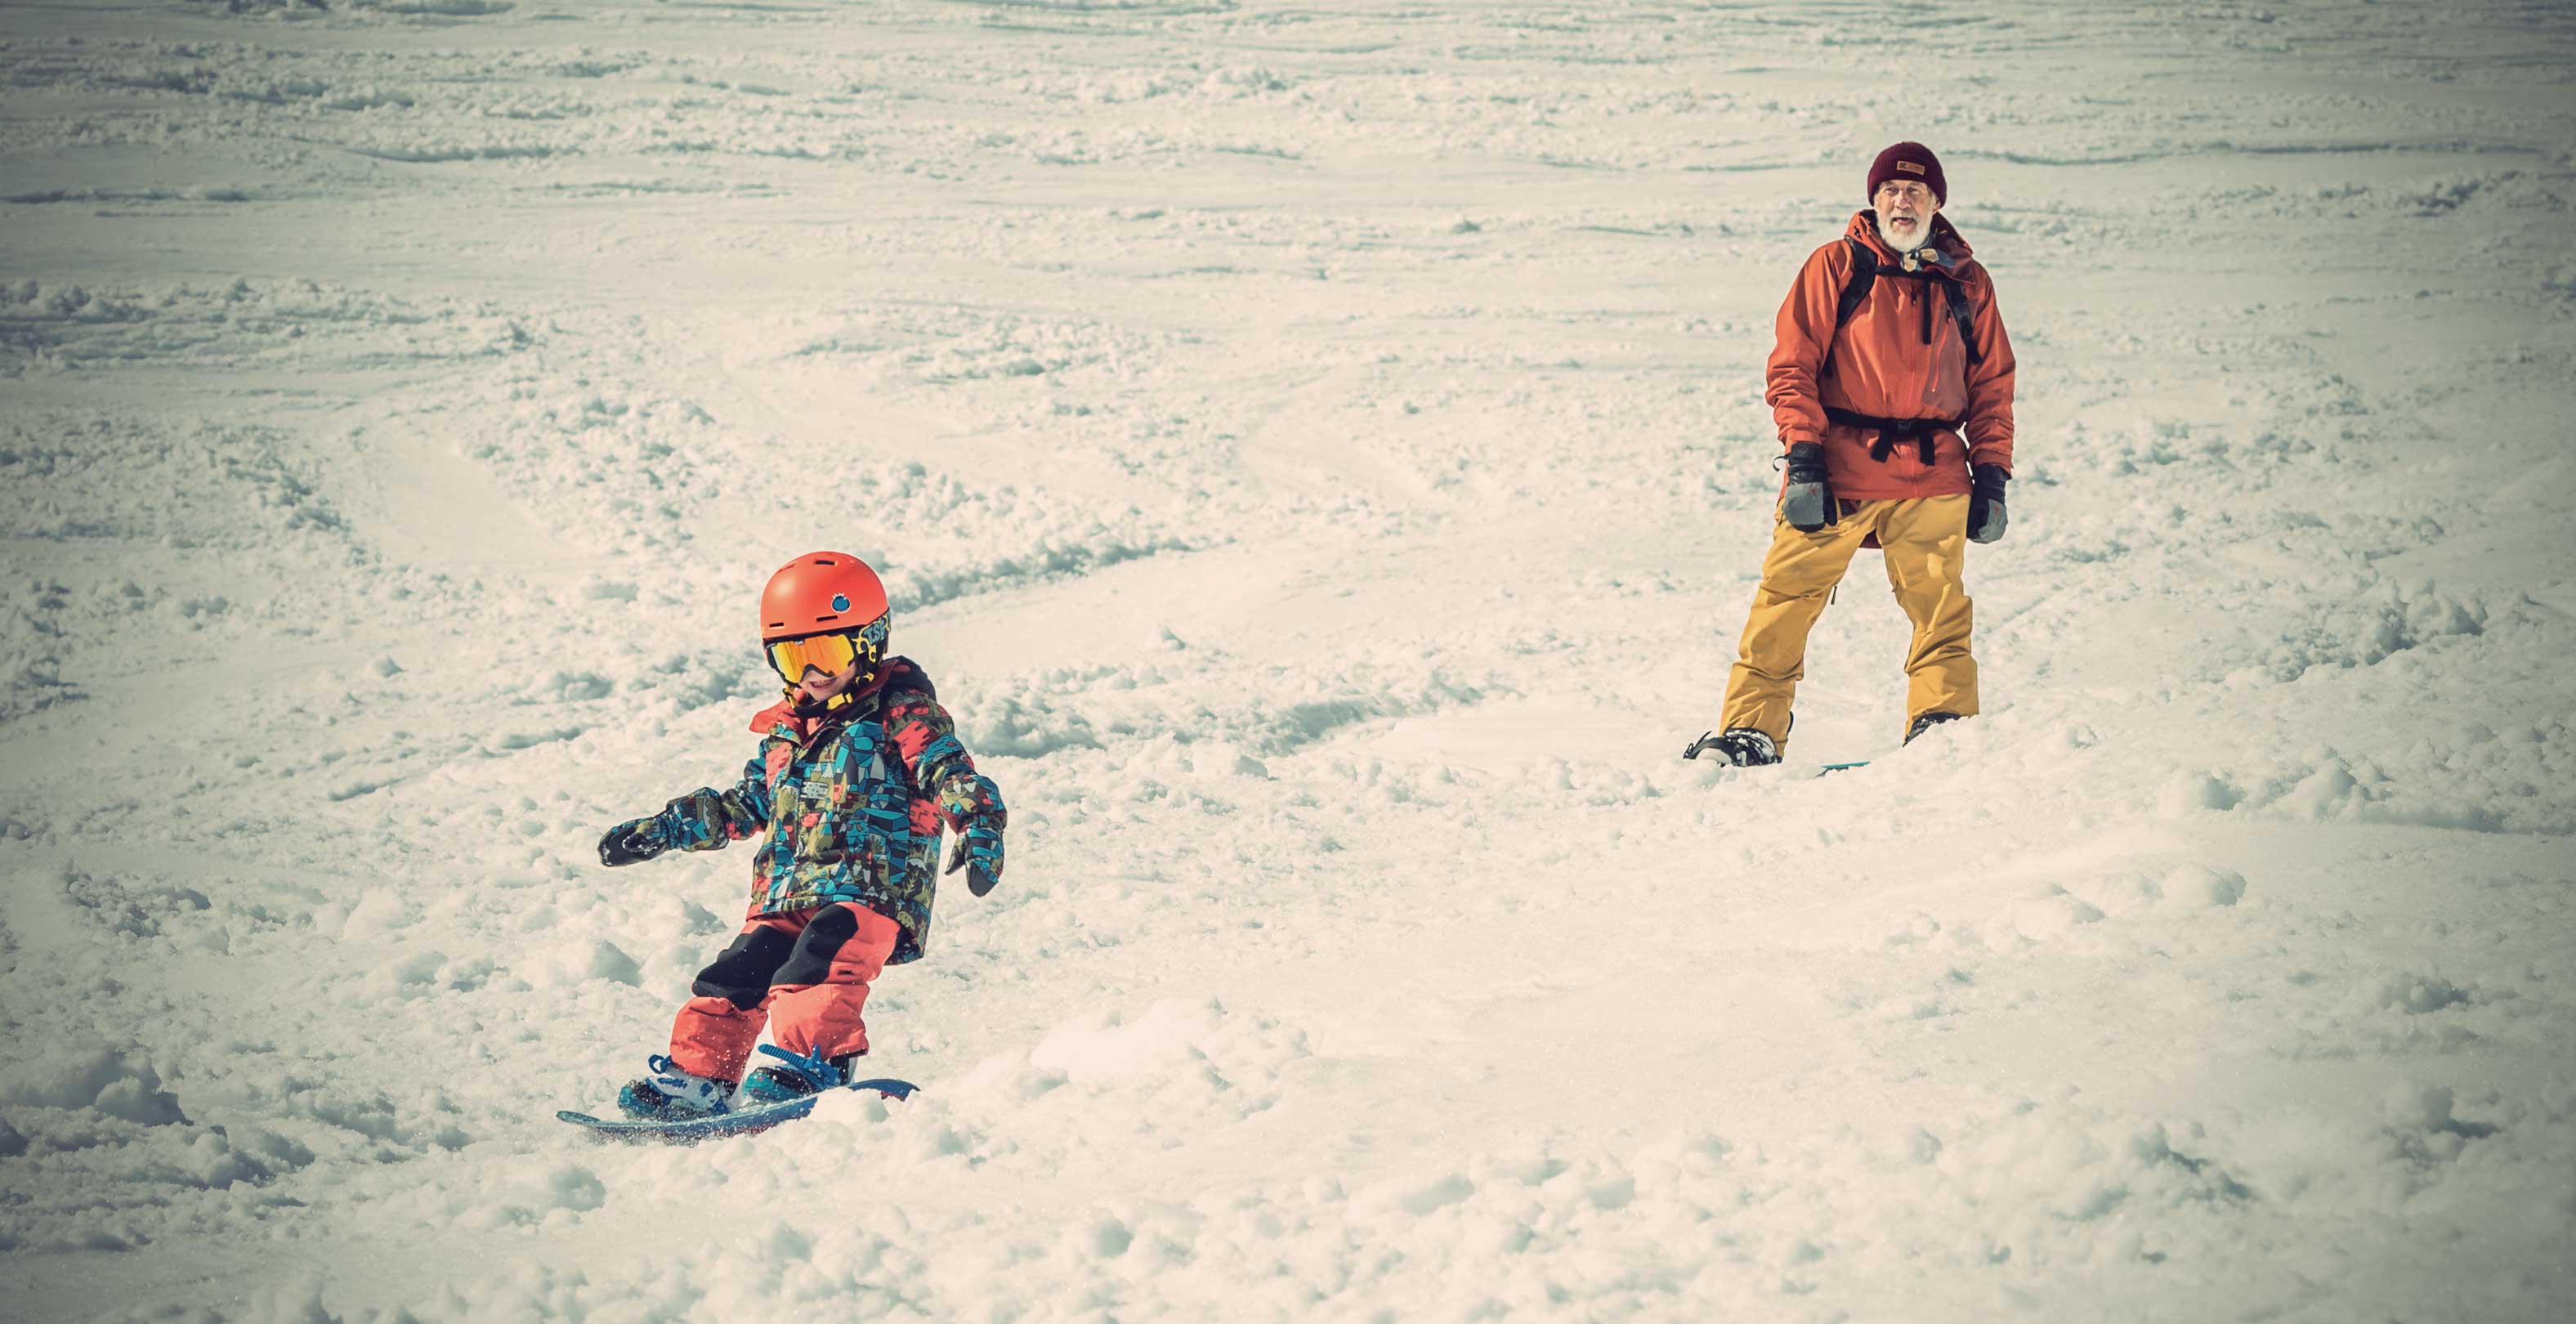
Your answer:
[1898,160,1925,176]
[830,593,850,612]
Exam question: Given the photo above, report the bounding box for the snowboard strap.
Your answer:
[754,1043,849,1091]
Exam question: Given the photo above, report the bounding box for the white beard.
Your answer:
[1877,211,1934,257]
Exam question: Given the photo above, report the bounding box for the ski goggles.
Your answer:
[764,616,888,682]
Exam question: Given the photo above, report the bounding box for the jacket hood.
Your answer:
[750,655,936,736]
[1847,209,1973,266]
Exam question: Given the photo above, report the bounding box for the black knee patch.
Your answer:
[769,906,862,990]
[691,927,798,1010]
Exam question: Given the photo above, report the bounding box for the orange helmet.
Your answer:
[760,552,889,643]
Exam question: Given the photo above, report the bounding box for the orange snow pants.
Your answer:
[1720,493,1977,749]
[666,901,900,1084]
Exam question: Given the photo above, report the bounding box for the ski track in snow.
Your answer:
[2,0,2574,1319]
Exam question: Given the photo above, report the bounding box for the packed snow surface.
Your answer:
[4,0,2574,1319]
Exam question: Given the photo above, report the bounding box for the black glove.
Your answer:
[597,816,668,868]
[1967,466,2009,543]
[945,815,1004,897]
[1781,442,1836,532]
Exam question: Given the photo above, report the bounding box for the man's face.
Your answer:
[1874,178,1942,248]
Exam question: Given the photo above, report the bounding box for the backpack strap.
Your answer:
[1940,276,1983,369]
[1827,235,1984,372]
[1823,406,1962,466]
[1833,236,1878,331]
[1822,238,1877,380]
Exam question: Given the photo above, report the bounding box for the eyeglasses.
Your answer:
[765,617,887,682]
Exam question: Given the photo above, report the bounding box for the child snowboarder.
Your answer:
[593,551,1005,1120]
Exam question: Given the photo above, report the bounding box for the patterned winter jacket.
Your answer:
[646,657,1002,964]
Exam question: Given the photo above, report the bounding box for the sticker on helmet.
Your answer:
[830,593,850,612]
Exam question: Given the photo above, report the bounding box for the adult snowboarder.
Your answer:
[1688,141,2019,766]
[591,552,1005,1120]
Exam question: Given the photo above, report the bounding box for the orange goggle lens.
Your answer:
[766,621,883,682]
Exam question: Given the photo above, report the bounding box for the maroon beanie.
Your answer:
[1867,141,1946,203]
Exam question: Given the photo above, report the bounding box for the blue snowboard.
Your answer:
[560,1076,917,1143]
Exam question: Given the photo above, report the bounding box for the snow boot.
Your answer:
[1683,727,1781,767]
[615,1054,736,1120]
[737,1044,866,1106]
[1903,711,1962,745]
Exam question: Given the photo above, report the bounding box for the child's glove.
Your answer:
[597,816,669,868]
[945,816,1004,897]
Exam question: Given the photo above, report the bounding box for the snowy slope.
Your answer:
[3,0,2573,1319]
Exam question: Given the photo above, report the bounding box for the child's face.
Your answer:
[796,655,862,703]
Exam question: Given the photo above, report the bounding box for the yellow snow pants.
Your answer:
[1720,494,1977,749]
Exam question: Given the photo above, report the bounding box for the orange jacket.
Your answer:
[1765,211,2017,500]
